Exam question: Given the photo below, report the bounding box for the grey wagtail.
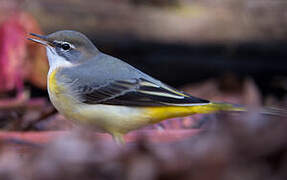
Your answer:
[28,30,243,144]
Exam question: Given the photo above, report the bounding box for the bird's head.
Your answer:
[28,30,99,67]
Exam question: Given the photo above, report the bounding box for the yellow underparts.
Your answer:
[48,68,78,119]
[144,103,244,124]
[48,69,61,94]
[47,69,244,143]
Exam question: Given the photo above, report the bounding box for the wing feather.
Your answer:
[77,78,209,106]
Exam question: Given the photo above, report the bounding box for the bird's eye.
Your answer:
[61,43,71,50]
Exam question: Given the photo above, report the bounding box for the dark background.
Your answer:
[22,0,287,99]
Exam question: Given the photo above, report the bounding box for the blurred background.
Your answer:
[0,0,287,179]
[26,0,287,98]
[2,0,287,99]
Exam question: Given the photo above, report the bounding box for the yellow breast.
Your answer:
[47,68,78,119]
[48,68,61,95]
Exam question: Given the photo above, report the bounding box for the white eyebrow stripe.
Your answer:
[53,40,75,49]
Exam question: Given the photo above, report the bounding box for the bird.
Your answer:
[28,30,243,144]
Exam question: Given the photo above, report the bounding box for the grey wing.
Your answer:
[57,53,210,107]
[78,78,209,106]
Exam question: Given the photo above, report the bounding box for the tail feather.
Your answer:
[207,102,245,112]
[147,102,287,124]
[260,106,287,117]
[147,102,245,124]
[209,103,287,117]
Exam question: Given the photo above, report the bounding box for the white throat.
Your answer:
[46,47,73,73]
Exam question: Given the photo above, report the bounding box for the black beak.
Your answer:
[27,33,54,47]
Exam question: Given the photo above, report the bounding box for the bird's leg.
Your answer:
[112,133,125,145]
